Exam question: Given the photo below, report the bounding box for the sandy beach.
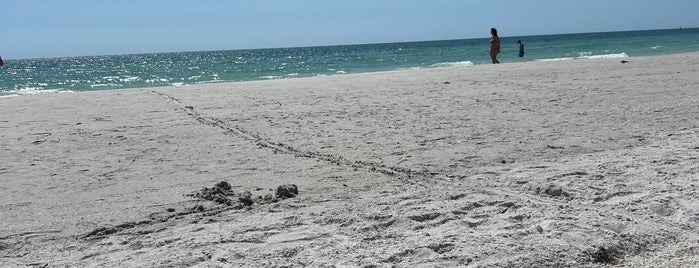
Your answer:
[1,53,698,267]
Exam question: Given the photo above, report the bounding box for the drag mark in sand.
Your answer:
[150,90,435,182]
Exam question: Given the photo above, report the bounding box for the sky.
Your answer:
[3,0,699,59]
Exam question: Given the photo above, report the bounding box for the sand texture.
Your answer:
[1,53,699,267]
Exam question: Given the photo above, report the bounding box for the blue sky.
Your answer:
[3,0,698,59]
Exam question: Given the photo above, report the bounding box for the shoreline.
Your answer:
[1,52,698,267]
[2,50,699,98]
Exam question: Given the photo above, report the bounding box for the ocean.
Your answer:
[1,28,698,96]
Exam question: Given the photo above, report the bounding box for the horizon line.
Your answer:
[5,26,696,60]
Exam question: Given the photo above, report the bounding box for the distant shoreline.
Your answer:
[2,51,699,98]
[2,28,699,96]
[1,51,697,99]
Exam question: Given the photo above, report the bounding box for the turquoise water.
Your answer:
[1,28,698,96]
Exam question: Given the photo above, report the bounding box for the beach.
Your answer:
[1,52,698,267]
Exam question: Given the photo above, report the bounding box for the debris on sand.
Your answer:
[187,181,236,205]
[537,184,570,198]
[188,181,298,208]
[276,184,299,198]
[590,246,622,264]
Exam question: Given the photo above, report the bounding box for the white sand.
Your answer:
[1,53,698,267]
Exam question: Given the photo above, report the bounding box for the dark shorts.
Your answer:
[519,51,525,57]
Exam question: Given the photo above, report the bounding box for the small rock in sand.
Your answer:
[215,181,232,190]
[590,246,621,264]
[501,202,516,208]
[188,181,235,205]
[276,184,298,198]
[547,187,564,197]
[238,191,254,206]
[538,185,569,197]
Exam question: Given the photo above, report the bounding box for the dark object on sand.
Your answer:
[189,182,299,207]
[215,181,232,191]
[590,246,622,264]
[276,184,298,198]
[238,191,255,206]
[547,186,564,197]
[620,60,629,64]
[190,181,235,205]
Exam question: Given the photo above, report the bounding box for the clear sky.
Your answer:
[3,0,698,59]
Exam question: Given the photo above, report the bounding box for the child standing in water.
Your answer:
[518,40,525,58]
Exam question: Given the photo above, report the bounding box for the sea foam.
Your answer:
[430,61,475,68]
[0,87,73,97]
[536,53,628,62]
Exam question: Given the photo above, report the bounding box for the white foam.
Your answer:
[102,76,120,81]
[90,83,122,88]
[536,57,576,62]
[145,78,169,84]
[579,53,629,59]
[122,76,141,82]
[0,87,73,97]
[536,53,628,62]
[430,61,475,68]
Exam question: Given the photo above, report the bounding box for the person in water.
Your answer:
[490,28,500,64]
[518,40,525,58]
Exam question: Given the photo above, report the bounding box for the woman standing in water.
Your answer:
[490,28,501,64]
